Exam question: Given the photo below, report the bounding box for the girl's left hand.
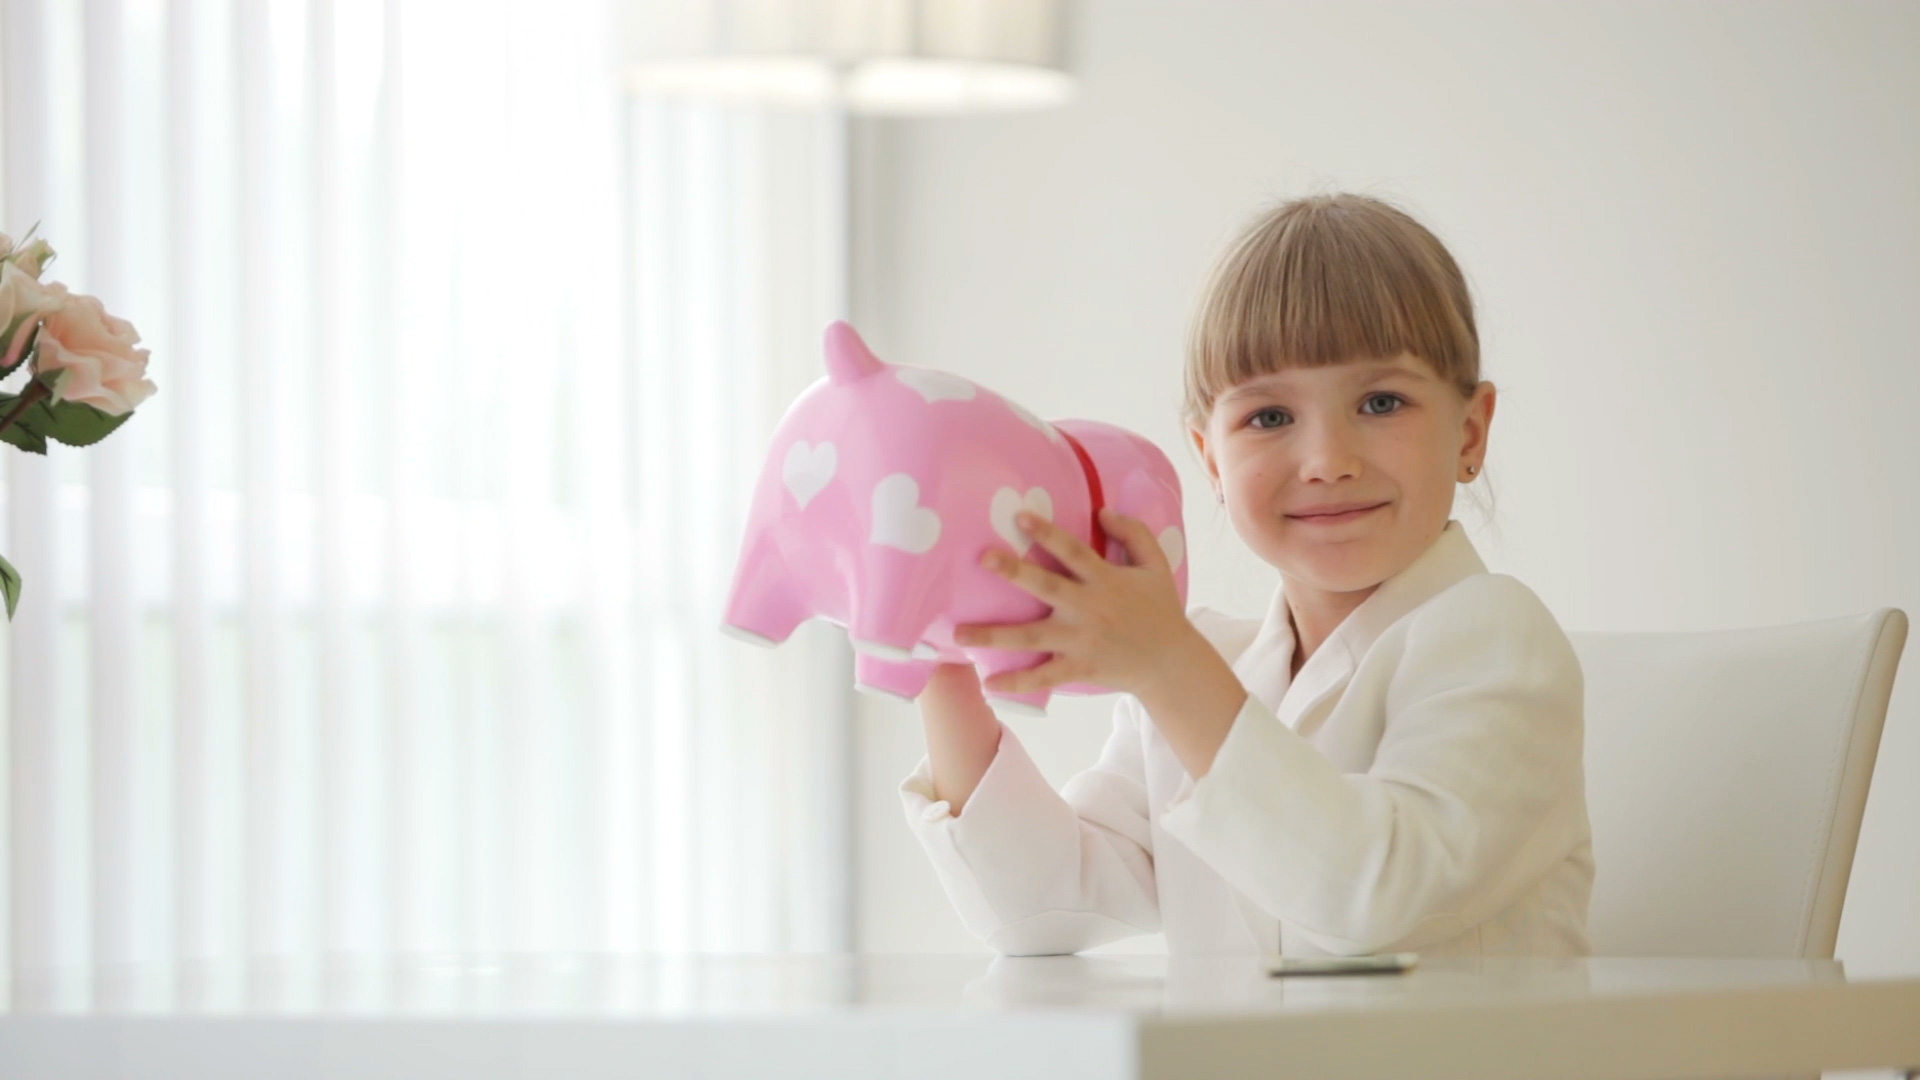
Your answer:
[955,508,1198,699]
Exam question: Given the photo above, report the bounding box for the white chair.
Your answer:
[1572,608,1908,959]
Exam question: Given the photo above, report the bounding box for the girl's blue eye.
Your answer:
[1246,396,1402,428]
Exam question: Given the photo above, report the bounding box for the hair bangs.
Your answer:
[1183,194,1480,430]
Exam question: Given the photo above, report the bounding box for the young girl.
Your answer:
[900,193,1593,958]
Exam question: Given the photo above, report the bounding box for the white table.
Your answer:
[1,952,1917,1079]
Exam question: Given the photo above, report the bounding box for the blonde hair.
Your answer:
[1181,193,1480,432]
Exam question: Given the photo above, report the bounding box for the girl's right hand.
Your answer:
[918,663,1002,814]
[923,662,987,708]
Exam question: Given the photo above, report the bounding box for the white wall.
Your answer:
[852,1,1920,967]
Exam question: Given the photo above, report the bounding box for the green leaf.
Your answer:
[0,553,19,620]
[0,420,47,456]
[0,427,46,454]
[42,398,132,447]
[0,386,132,453]
[0,390,49,454]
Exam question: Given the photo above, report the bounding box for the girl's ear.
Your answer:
[1462,381,1497,462]
[1188,425,1223,499]
[1188,426,1217,480]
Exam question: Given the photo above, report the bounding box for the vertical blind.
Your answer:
[0,0,853,994]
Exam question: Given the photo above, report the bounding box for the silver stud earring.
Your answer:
[1465,464,1478,477]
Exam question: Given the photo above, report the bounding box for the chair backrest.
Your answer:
[1570,609,1907,959]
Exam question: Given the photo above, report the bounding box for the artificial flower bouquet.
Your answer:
[0,226,158,619]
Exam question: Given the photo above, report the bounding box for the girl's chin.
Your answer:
[1277,548,1395,595]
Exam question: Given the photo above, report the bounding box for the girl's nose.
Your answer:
[1296,419,1363,482]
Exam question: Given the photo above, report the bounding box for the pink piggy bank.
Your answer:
[720,322,1189,716]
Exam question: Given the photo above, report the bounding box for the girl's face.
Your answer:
[1191,353,1495,599]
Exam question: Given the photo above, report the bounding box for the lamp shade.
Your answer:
[623,0,1075,114]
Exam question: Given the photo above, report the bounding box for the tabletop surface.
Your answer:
[5,954,1918,1080]
[0,951,1911,1017]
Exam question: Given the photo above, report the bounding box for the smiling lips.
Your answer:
[1287,501,1388,525]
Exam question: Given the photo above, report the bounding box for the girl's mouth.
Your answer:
[1287,503,1387,525]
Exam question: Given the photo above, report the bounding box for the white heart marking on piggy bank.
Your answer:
[894,367,977,403]
[1158,526,1186,572]
[990,487,1054,556]
[871,474,943,554]
[783,440,836,509]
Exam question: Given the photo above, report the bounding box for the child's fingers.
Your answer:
[983,656,1078,695]
[981,545,1075,603]
[954,618,1055,652]
[1099,509,1168,573]
[1013,512,1105,581]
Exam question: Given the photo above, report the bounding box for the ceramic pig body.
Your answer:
[721,322,1188,715]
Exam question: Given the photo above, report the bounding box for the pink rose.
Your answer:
[32,286,156,415]
[0,262,55,368]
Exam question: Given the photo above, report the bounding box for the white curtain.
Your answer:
[0,0,853,993]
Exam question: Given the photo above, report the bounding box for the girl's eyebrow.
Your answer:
[1220,361,1429,405]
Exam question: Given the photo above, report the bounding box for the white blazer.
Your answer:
[900,520,1595,957]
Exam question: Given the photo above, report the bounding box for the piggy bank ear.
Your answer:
[824,321,887,384]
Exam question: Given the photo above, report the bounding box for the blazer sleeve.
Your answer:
[900,696,1161,956]
[1158,574,1588,956]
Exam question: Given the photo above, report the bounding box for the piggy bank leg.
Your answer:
[854,652,939,704]
[721,544,810,646]
[972,649,1053,717]
[851,555,952,660]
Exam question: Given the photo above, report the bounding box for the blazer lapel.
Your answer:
[1275,631,1357,735]
[1229,585,1297,715]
